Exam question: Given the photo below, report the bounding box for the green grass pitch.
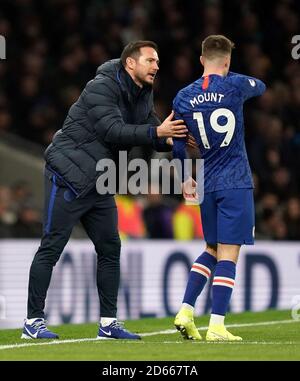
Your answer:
[0,310,299,361]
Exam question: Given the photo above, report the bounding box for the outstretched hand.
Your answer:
[157,111,188,138]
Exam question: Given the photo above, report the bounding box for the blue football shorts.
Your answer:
[200,188,255,245]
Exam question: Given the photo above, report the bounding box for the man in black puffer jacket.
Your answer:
[22,41,188,340]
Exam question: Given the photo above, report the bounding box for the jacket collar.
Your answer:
[118,65,152,101]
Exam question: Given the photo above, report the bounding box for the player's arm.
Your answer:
[172,96,188,179]
[173,135,188,181]
[173,134,198,202]
[172,96,198,201]
[228,72,266,100]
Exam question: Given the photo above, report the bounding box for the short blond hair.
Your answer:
[202,35,235,60]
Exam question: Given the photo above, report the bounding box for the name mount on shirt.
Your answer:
[190,92,224,108]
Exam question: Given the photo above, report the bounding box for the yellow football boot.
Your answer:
[206,324,242,341]
[174,307,202,340]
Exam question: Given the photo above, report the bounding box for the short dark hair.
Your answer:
[202,35,235,60]
[121,40,158,66]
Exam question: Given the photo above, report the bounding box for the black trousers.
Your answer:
[27,169,121,319]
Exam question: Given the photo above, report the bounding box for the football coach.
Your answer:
[21,41,189,340]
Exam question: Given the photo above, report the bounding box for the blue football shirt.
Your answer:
[172,71,266,193]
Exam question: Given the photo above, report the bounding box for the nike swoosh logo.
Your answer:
[210,332,227,340]
[100,329,112,336]
[25,326,38,339]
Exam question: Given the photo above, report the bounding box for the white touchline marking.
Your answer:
[0,319,299,351]
[0,338,98,350]
[140,318,300,337]
[160,341,298,345]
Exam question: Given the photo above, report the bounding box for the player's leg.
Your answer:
[181,243,217,307]
[175,192,218,340]
[80,195,140,340]
[206,243,242,341]
[206,189,254,341]
[174,243,217,340]
[23,173,88,339]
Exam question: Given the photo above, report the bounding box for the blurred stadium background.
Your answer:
[0,0,299,329]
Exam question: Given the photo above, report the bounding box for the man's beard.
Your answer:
[137,74,154,87]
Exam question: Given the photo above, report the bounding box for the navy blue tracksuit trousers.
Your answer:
[27,168,121,319]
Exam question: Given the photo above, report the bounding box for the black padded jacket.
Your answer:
[44,59,171,197]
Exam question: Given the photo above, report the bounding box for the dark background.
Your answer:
[0,0,299,240]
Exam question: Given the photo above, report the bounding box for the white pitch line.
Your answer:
[0,319,299,351]
[0,338,98,350]
[160,341,298,345]
[139,318,299,337]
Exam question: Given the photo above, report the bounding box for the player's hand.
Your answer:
[186,134,198,150]
[157,111,188,138]
[182,177,199,203]
[166,137,173,146]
